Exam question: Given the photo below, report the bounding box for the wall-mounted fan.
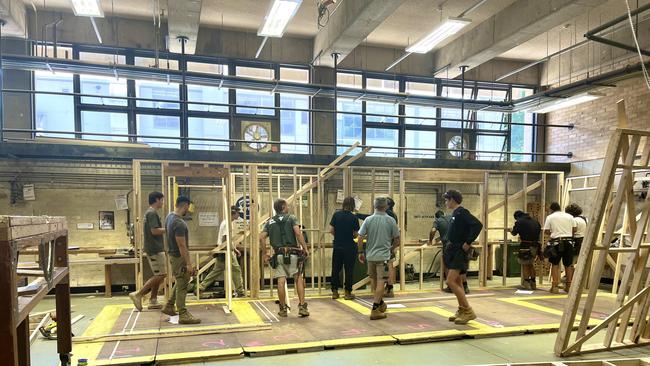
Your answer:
[241,121,272,152]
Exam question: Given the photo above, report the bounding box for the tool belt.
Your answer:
[543,238,573,258]
[270,247,307,273]
[518,240,540,261]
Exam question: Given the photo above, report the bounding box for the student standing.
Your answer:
[329,196,360,300]
[565,203,587,265]
[443,190,483,324]
[543,202,576,293]
[129,191,167,311]
[162,196,201,324]
[509,210,542,290]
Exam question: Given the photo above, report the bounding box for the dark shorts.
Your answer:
[444,243,469,272]
[548,240,574,267]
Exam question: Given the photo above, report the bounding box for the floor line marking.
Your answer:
[109,308,135,360]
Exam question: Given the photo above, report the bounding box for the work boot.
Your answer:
[278,304,288,317]
[178,310,201,324]
[549,285,560,294]
[454,307,477,325]
[236,291,246,298]
[344,290,355,300]
[147,298,163,310]
[384,286,395,298]
[463,282,470,294]
[378,301,387,313]
[519,280,532,291]
[448,308,461,322]
[443,287,453,293]
[332,290,340,300]
[298,303,310,317]
[370,308,387,320]
[129,292,143,311]
[161,303,177,316]
[529,278,537,290]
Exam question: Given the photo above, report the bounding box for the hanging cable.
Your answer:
[624,0,650,90]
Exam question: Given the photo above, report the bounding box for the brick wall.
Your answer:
[546,76,650,163]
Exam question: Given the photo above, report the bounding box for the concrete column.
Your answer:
[311,66,336,156]
[2,38,32,141]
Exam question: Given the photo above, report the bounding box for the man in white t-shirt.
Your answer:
[189,206,245,297]
[566,203,587,265]
[543,202,576,293]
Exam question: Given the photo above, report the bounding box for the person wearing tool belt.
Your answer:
[565,203,587,265]
[509,210,542,291]
[543,202,577,294]
[260,198,310,318]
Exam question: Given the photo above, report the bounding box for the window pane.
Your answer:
[366,101,397,123]
[80,75,128,106]
[79,52,126,65]
[187,62,228,75]
[366,128,398,157]
[135,57,179,70]
[477,135,506,161]
[366,78,398,93]
[510,112,534,162]
[477,89,507,102]
[405,105,436,126]
[81,111,128,141]
[188,117,229,151]
[405,130,436,158]
[280,67,309,83]
[236,89,275,115]
[440,108,470,128]
[34,45,73,59]
[337,72,362,89]
[280,94,309,154]
[188,84,229,113]
[236,66,274,80]
[476,110,505,131]
[135,80,180,109]
[137,115,180,148]
[441,87,473,99]
[512,87,534,100]
[336,98,362,154]
[406,81,436,96]
[34,71,75,138]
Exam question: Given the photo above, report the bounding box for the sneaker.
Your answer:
[443,287,453,293]
[179,310,201,324]
[378,301,387,313]
[332,290,340,300]
[448,307,461,322]
[278,304,288,317]
[454,307,477,325]
[384,287,395,298]
[370,308,387,320]
[549,285,560,294]
[298,303,310,317]
[129,292,143,311]
[161,304,177,316]
[344,290,355,300]
[147,298,163,310]
[463,283,470,294]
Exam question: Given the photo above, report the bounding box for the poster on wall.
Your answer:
[99,211,115,230]
[115,195,129,210]
[198,212,219,227]
[336,189,344,203]
[23,184,36,201]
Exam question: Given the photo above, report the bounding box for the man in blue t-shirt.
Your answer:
[329,196,360,300]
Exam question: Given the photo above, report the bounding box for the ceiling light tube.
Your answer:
[70,0,104,17]
[406,17,471,54]
[258,0,303,38]
[528,92,604,114]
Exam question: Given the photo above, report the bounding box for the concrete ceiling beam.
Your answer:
[168,0,202,54]
[432,0,608,79]
[312,0,406,67]
[0,0,26,37]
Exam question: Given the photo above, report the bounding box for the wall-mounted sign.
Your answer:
[198,212,219,227]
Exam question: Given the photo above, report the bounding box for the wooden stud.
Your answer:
[503,172,509,287]
[399,169,406,291]
[250,165,260,298]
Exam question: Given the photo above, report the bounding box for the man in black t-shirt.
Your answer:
[510,210,542,291]
[330,196,360,300]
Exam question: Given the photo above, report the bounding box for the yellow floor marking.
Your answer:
[243,340,325,353]
[336,298,371,315]
[393,329,465,342]
[321,335,395,347]
[93,355,155,366]
[72,305,122,365]
[232,301,264,324]
[154,348,244,362]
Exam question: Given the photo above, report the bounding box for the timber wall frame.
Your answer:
[555,104,650,356]
[132,157,564,299]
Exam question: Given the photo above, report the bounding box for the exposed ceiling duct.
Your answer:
[167,0,202,54]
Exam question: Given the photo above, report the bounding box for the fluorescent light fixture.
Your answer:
[406,18,471,54]
[529,92,604,113]
[258,0,303,38]
[70,0,104,17]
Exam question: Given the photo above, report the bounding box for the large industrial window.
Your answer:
[137,114,180,148]
[405,130,436,158]
[477,135,506,161]
[280,93,310,154]
[511,87,535,162]
[34,71,75,138]
[80,75,128,106]
[188,117,229,151]
[187,84,229,113]
[135,80,180,109]
[337,72,362,89]
[366,128,398,157]
[336,98,362,154]
[187,62,228,75]
[81,111,129,141]
[405,81,436,96]
[405,105,436,126]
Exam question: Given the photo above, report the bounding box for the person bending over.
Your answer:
[509,210,542,291]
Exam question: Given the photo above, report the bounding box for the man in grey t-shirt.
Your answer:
[162,196,200,324]
[129,192,167,311]
[357,197,400,321]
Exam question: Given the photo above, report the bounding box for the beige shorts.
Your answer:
[274,254,299,279]
[367,261,388,281]
[146,252,167,276]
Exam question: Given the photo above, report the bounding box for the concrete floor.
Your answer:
[28,280,650,366]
